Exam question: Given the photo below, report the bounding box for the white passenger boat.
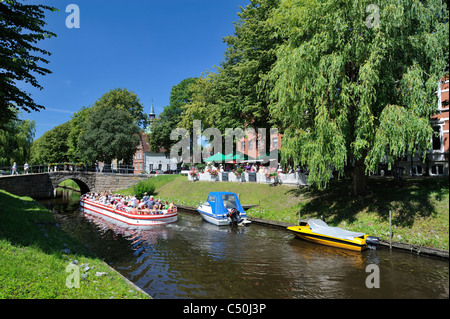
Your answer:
[80,197,178,227]
[197,192,251,226]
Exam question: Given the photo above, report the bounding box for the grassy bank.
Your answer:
[139,175,449,251]
[0,190,150,299]
[58,179,81,191]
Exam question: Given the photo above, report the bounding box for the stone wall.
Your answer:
[0,173,54,199]
[94,173,151,193]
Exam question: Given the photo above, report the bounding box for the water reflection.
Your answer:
[47,189,449,299]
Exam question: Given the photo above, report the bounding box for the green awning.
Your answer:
[224,152,248,162]
[204,152,226,162]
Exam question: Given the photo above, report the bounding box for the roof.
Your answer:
[206,192,245,216]
[208,191,237,196]
[138,132,167,153]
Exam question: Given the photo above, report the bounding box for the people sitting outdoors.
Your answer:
[80,192,176,215]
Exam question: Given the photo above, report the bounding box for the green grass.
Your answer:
[0,190,150,299]
[117,174,180,196]
[58,179,81,191]
[141,175,449,251]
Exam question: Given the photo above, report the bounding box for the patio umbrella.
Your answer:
[204,152,226,162]
[224,152,246,162]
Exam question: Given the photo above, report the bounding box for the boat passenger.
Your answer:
[141,192,149,203]
[168,202,175,213]
[131,195,137,208]
[152,202,160,214]
[141,205,150,215]
[147,196,155,207]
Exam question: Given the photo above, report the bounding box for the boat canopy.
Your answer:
[308,219,366,241]
[206,192,245,216]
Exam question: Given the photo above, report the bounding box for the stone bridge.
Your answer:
[0,171,152,199]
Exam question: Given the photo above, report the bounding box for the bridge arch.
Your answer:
[56,177,91,194]
[50,173,94,195]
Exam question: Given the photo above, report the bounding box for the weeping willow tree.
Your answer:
[267,0,449,195]
[0,109,35,167]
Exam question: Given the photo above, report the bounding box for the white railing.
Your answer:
[187,172,308,186]
[0,163,136,175]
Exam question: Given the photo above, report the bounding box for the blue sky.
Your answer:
[18,0,249,140]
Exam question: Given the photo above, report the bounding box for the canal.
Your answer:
[40,189,449,299]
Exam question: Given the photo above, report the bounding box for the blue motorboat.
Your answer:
[197,192,251,226]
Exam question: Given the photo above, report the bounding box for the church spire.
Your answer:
[149,99,155,118]
[146,99,156,134]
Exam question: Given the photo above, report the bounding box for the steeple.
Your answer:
[149,99,155,119]
[146,99,156,134]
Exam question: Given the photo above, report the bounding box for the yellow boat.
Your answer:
[287,219,380,252]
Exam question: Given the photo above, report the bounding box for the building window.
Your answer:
[432,125,442,151]
[272,138,278,148]
[248,140,254,150]
[412,166,423,176]
[431,164,444,175]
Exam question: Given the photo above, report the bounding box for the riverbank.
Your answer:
[0,189,150,299]
[128,175,449,252]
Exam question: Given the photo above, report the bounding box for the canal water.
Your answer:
[40,189,449,299]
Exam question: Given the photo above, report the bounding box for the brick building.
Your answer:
[394,76,449,176]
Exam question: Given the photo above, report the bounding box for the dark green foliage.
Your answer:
[78,106,140,164]
[0,0,57,128]
[150,77,197,155]
[92,88,148,128]
[132,179,156,199]
[178,0,282,132]
[30,121,70,164]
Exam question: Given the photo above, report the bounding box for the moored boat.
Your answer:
[287,219,380,251]
[80,197,178,227]
[197,192,251,226]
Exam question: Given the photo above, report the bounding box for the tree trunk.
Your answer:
[352,159,368,196]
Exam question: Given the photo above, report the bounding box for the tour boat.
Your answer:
[287,219,380,251]
[80,197,178,227]
[197,192,251,226]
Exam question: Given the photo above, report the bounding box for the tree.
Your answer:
[30,121,71,164]
[92,88,148,128]
[178,0,282,134]
[0,0,57,128]
[267,0,448,195]
[0,110,35,166]
[78,106,140,164]
[149,77,197,155]
[67,106,91,162]
[178,73,219,131]
[220,0,282,130]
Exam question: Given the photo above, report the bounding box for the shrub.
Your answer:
[133,179,156,199]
